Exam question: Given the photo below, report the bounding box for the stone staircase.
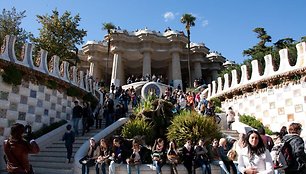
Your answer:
[29,128,102,174]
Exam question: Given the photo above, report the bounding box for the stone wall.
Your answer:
[205,42,306,137]
[0,76,74,142]
[0,35,102,142]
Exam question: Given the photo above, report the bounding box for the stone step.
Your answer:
[31,161,73,169]
[32,166,73,174]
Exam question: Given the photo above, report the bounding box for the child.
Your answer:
[62,124,75,163]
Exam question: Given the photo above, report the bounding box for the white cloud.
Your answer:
[202,20,208,27]
[164,12,175,22]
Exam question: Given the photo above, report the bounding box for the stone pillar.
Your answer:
[110,53,122,87]
[142,51,151,77]
[211,70,218,82]
[171,52,182,89]
[89,62,94,77]
[193,62,202,80]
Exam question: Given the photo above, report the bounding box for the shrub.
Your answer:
[121,117,154,145]
[167,111,221,147]
[239,114,273,135]
[2,64,22,85]
[32,120,67,139]
[66,86,79,97]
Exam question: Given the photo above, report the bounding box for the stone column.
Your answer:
[89,62,94,77]
[110,52,122,87]
[193,62,202,80]
[171,52,182,89]
[142,51,151,77]
[211,69,218,82]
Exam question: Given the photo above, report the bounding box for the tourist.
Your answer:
[95,139,110,174]
[72,100,83,136]
[207,138,230,174]
[126,140,143,174]
[3,123,40,173]
[182,139,195,174]
[257,127,274,152]
[279,126,288,139]
[230,133,247,174]
[62,124,75,163]
[103,94,114,127]
[152,138,166,174]
[167,141,179,174]
[82,102,92,135]
[238,130,273,174]
[226,107,235,130]
[109,138,123,174]
[218,138,237,174]
[194,139,211,174]
[282,122,306,173]
[79,137,97,174]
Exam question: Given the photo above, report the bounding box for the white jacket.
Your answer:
[238,147,274,174]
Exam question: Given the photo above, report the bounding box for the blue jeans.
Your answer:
[96,162,106,174]
[210,160,230,174]
[127,164,140,174]
[153,160,162,174]
[109,161,122,174]
[72,117,80,135]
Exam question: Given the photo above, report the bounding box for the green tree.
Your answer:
[181,13,196,88]
[102,22,116,85]
[0,8,32,57]
[31,9,87,64]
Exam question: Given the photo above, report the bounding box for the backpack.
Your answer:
[271,140,293,170]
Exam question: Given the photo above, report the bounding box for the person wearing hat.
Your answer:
[3,123,40,173]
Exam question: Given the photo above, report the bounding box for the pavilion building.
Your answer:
[80,28,226,89]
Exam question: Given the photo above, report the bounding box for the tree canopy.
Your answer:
[31,9,87,64]
[0,8,31,56]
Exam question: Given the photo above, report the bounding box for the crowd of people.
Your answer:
[73,122,306,174]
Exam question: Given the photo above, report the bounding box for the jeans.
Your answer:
[127,164,140,174]
[153,160,162,174]
[109,161,122,174]
[72,118,80,135]
[96,162,106,174]
[210,160,230,174]
[82,164,90,174]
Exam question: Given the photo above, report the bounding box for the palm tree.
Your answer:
[102,22,116,86]
[181,14,196,88]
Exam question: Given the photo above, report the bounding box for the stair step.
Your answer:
[32,166,73,174]
[31,161,73,169]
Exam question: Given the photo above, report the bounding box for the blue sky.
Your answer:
[1,0,306,64]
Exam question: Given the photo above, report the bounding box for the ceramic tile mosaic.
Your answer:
[11,86,19,94]
[30,90,37,98]
[20,95,28,104]
[0,91,9,100]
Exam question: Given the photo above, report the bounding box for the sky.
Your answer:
[1,0,306,64]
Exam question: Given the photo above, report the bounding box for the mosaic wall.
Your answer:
[0,77,74,142]
[222,81,306,136]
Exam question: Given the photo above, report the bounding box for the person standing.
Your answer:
[3,123,40,173]
[79,137,97,174]
[257,127,274,152]
[226,107,235,130]
[167,141,179,174]
[72,100,83,136]
[282,122,306,174]
[62,124,75,163]
[103,94,114,127]
[238,130,274,174]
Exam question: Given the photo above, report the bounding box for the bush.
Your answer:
[32,120,67,139]
[66,86,79,97]
[121,117,154,145]
[2,64,23,85]
[167,111,221,147]
[239,114,273,135]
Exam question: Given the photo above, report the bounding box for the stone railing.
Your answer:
[205,42,306,99]
[0,35,103,98]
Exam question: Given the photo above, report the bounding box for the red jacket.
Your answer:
[4,139,40,173]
